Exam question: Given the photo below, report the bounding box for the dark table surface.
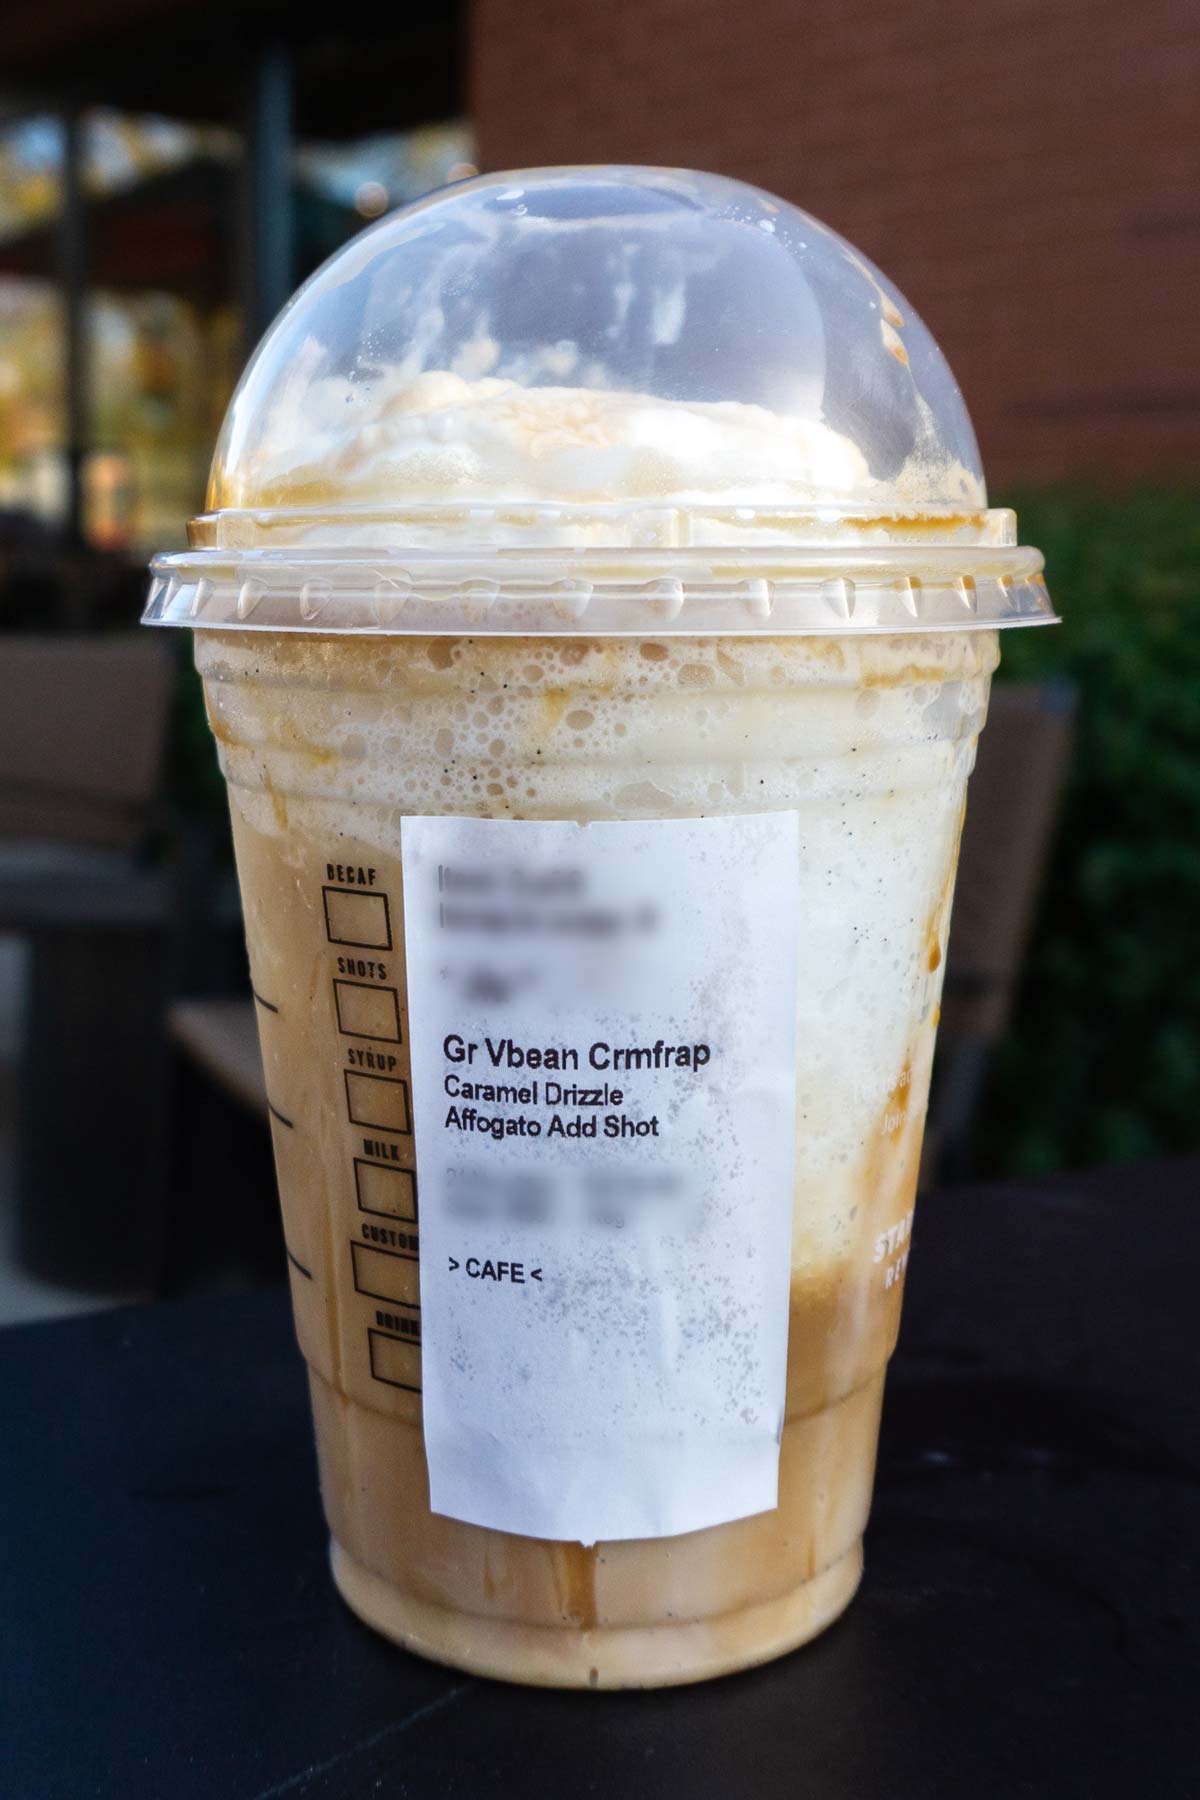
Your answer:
[2,1157,1198,1799]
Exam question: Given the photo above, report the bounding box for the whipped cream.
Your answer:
[212,365,985,514]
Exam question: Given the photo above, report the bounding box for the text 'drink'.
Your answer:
[369,1327,422,1393]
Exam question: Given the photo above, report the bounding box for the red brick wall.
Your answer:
[471,0,1200,489]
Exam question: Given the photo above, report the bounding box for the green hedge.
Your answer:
[979,488,1200,1176]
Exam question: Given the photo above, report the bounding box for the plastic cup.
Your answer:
[146,168,1056,1688]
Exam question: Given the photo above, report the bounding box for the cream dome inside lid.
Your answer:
[207,165,986,524]
[146,166,1055,637]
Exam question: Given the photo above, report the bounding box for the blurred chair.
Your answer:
[0,634,171,848]
[164,998,282,1296]
[0,633,174,1293]
[168,1000,266,1119]
[927,680,1078,1181]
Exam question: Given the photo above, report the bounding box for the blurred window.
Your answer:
[0,113,474,552]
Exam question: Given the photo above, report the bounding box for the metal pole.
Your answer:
[239,36,294,361]
[59,102,88,550]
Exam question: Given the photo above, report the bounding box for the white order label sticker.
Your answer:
[401,813,801,1545]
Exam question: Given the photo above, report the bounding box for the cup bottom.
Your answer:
[330,1535,863,1689]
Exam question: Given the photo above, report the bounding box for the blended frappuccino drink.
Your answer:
[146,168,1055,1687]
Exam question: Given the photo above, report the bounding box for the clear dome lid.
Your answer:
[145,166,1056,636]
